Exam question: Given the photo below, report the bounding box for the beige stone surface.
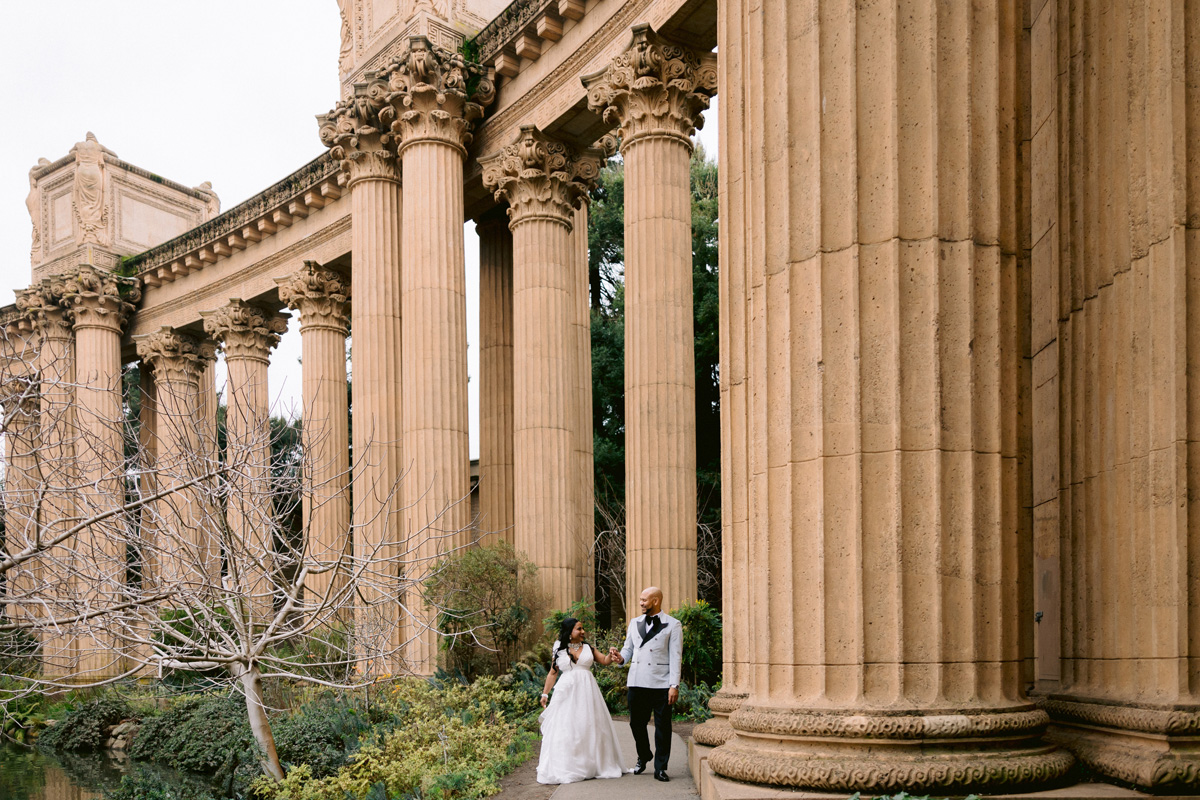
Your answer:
[478,217,515,544]
[570,201,595,602]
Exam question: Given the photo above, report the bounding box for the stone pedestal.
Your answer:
[277,263,352,605]
[481,126,600,612]
[135,328,218,586]
[585,25,715,614]
[387,36,495,673]
[478,217,515,544]
[699,3,1070,793]
[203,300,287,629]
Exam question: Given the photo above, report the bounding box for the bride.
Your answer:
[536,617,625,784]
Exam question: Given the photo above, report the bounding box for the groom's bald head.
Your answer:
[639,586,664,615]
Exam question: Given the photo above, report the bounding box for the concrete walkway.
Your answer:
[549,722,699,800]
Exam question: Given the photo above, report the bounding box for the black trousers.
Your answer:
[627,686,672,771]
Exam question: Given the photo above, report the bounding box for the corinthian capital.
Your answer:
[202,300,288,364]
[136,327,216,388]
[381,36,496,154]
[59,265,141,334]
[276,262,351,334]
[318,76,402,187]
[16,278,74,341]
[480,126,602,228]
[582,23,717,150]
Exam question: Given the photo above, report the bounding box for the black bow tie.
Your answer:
[646,614,660,625]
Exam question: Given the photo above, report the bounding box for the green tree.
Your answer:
[588,145,722,618]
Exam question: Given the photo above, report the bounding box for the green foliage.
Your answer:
[423,542,542,678]
[675,681,714,722]
[0,627,41,678]
[128,695,251,782]
[104,773,218,800]
[255,677,537,800]
[38,697,132,752]
[542,598,597,638]
[268,624,355,685]
[271,694,376,779]
[671,599,722,686]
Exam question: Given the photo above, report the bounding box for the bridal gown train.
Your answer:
[536,643,626,784]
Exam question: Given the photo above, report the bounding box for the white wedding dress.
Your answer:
[536,643,626,784]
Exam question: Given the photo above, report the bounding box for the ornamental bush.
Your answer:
[257,677,538,800]
[38,696,132,752]
[129,695,252,780]
[671,599,722,687]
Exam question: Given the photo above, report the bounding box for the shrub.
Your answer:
[103,772,217,800]
[129,695,251,782]
[675,681,715,721]
[38,696,132,752]
[271,694,376,779]
[423,542,543,678]
[256,677,537,800]
[671,600,722,686]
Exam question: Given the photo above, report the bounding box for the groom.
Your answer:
[611,586,682,782]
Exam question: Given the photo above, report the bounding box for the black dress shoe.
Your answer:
[633,760,647,775]
[655,770,670,782]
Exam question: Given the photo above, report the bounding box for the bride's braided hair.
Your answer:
[551,616,583,674]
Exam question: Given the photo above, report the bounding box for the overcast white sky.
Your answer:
[0,1,717,460]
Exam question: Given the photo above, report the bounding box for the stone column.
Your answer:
[482,126,600,612]
[16,279,76,675]
[0,358,41,622]
[385,37,495,672]
[135,328,218,586]
[584,25,714,614]
[695,1,1072,794]
[60,265,140,680]
[277,263,352,604]
[203,300,287,628]
[320,87,405,668]
[570,202,595,602]
[477,216,515,544]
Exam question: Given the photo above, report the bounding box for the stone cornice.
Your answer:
[582,23,717,150]
[135,327,216,388]
[126,154,343,283]
[202,300,288,365]
[480,125,600,227]
[59,265,141,334]
[474,0,553,62]
[276,262,351,334]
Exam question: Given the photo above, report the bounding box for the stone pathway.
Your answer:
[548,722,699,800]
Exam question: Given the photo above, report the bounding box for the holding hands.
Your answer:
[608,647,624,665]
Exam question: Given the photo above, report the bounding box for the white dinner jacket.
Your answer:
[620,612,682,689]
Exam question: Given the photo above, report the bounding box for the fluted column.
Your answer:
[387,37,495,673]
[692,2,1071,793]
[16,280,76,675]
[585,26,714,614]
[0,359,41,622]
[277,263,352,605]
[203,300,287,629]
[60,266,140,680]
[320,95,405,669]
[570,202,595,602]
[477,216,515,544]
[135,328,218,586]
[482,126,600,613]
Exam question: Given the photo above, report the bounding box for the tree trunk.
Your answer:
[238,662,284,781]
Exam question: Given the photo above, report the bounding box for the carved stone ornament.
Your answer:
[582,23,717,150]
[337,0,354,75]
[692,690,748,746]
[276,261,351,333]
[15,278,73,341]
[71,132,115,246]
[136,328,216,388]
[0,375,40,422]
[318,35,495,169]
[26,158,49,264]
[202,300,289,364]
[479,125,601,227]
[59,265,142,333]
[707,703,1074,793]
[1045,696,1200,788]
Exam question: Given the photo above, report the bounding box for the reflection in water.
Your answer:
[0,744,220,800]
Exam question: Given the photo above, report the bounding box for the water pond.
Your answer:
[0,744,225,800]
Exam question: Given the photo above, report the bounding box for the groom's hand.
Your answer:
[609,647,623,664]
[668,686,678,705]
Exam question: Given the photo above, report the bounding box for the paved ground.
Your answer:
[548,720,699,800]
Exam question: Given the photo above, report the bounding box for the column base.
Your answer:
[694,690,748,746]
[709,703,1074,794]
[1045,695,1200,790]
